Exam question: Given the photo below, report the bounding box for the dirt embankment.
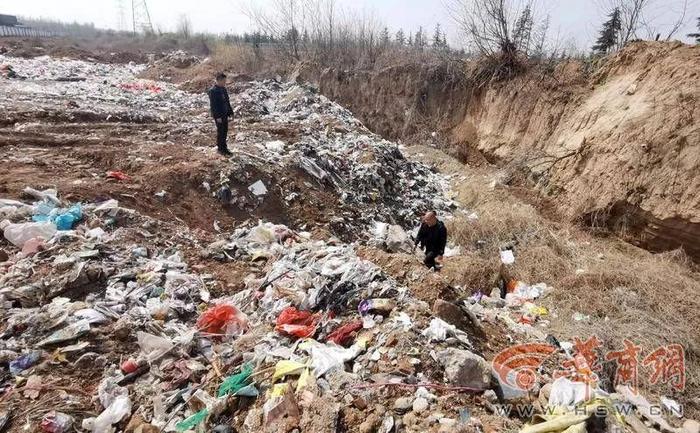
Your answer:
[301,42,700,259]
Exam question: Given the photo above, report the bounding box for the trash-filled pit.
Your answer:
[1,52,697,433]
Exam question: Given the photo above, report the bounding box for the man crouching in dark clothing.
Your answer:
[208,72,234,156]
[414,211,447,270]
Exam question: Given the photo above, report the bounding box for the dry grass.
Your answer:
[409,146,700,417]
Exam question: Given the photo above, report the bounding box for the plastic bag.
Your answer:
[3,221,57,248]
[175,409,208,432]
[40,411,73,433]
[275,307,319,338]
[33,204,82,230]
[272,360,306,381]
[326,320,363,346]
[218,364,253,397]
[196,304,248,337]
[548,377,596,408]
[9,350,42,375]
[358,298,396,315]
[55,204,82,230]
[300,340,364,378]
[87,395,131,433]
[37,320,90,347]
[136,331,175,362]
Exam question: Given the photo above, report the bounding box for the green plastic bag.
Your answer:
[175,408,208,432]
[218,364,253,397]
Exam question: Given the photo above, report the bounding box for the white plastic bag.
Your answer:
[300,340,364,378]
[548,377,596,408]
[136,331,174,362]
[3,221,57,247]
[83,395,131,433]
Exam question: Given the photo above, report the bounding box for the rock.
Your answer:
[359,414,380,433]
[73,352,99,368]
[385,225,412,253]
[299,396,340,433]
[438,348,492,390]
[212,425,234,433]
[243,407,263,433]
[125,414,145,432]
[433,299,470,331]
[353,396,368,410]
[683,420,700,433]
[0,249,8,262]
[394,397,413,412]
[412,397,429,413]
[112,316,134,340]
[483,389,498,403]
[403,412,419,426]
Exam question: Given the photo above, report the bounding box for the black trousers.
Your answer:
[216,117,229,151]
[424,250,439,269]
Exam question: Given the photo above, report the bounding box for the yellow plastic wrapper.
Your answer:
[272,360,307,381]
[296,368,311,392]
[270,383,290,398]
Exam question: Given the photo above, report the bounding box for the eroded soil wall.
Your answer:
[302,42,700,258]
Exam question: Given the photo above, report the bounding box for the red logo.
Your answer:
[492,343,557,391]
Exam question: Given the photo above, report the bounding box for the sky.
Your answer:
[3,0,699,49]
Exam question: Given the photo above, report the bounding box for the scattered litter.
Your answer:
[106,171,130,181]
[248,180,268,196]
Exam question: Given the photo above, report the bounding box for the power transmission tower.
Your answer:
[116,0,127,31]
[131,0,154,35]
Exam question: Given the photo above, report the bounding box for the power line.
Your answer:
[131,0,153,34]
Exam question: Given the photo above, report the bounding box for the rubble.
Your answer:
[437,348,492,390]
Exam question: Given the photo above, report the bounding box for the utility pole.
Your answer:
[116,0,127,32]
[131,0,154,35]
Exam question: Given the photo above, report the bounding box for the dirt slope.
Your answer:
[307,42,700,259]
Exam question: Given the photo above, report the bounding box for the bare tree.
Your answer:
[639,0,689,41]
[445,0,547,58]
[176,14,192,39]
[242,0,304,60]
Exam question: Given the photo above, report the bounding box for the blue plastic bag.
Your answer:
[32,203,82,230]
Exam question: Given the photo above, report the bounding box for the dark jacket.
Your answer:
[415,221,447,255]
[208,85,233,119]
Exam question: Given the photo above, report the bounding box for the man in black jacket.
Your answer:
[208,72,234,156]
[414,211,447,270]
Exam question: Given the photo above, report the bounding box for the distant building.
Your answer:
[0,14,19,27]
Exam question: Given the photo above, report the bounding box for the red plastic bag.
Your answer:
[275,307,319,338]
[197,304,248,337]
[106,170,131,182]
[326,320,363,346]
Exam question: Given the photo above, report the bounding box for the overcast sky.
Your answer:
[3,0,699,49]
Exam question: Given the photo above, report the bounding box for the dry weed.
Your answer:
[438,156,700,416]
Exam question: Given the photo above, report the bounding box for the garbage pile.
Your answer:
[0,188,478,432]
[215,81,455,235]
[0,54,204,118]
[149,50,202,69]
[3,186,696,433]
[1,53,697,433]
